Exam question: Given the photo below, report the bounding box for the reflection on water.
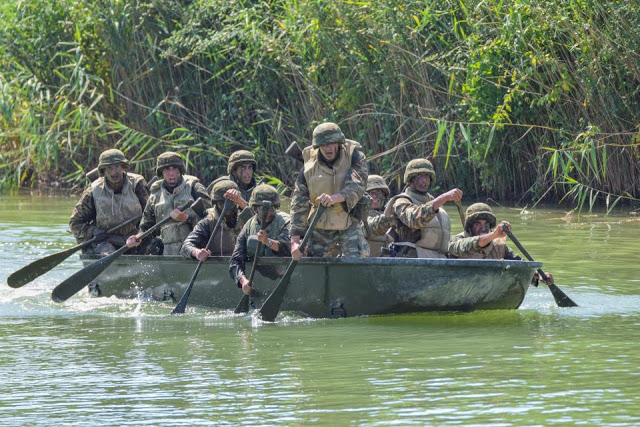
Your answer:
[1,194,639,425]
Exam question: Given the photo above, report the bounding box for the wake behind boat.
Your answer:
[79,255,541,318]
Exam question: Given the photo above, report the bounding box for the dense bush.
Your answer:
[0,0,638,210]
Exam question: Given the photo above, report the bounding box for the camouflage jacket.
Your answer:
[448,231,521,260]
[139,176,211,233]
[365,208,394,238]
[290,148,368,236]
[229,211,291,286]
[69,174,149,242]
[386,188,439,243]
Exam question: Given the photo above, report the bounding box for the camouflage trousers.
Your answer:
[307,222,370,258]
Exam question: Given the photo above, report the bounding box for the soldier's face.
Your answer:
[234,163,254,185]
[368,190,385,210]
[162,166,182,188]
[104,165,126,186]
[319,143,339,161]
[411,173,431,192]
[471,219,491,236]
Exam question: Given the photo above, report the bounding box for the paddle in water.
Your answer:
[171,198,233,315]
[8,214,143,288]
[502,224,578,308]
[259,205,326,322]
[51,198,200,303]
[234,201,271,314]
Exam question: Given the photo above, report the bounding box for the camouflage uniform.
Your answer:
[230,184,291,286]
[290,122,369,257]
[365,175,394,257]
[448,203,521,260]
[180,179,243,257]
[385,159,450,258]
[139,152,211,255]
[69,149,148,254]
[207,150,257,227]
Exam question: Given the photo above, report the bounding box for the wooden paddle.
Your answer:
[171,198,233,315]
[8,214,143,288]
[454,200,466,229]
[259,205,326,322]
[51,198,199,303]
[234,201,271,314]
[502,225,578,308]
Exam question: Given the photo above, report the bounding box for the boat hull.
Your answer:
[80,255,541,318]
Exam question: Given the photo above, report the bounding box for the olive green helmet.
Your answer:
[366,175,390,198]
[249,184,281,208]
[403,158,436,184]
[211,179,239,202]
[156,151,185,177]
[465,203,497,233]
[97,149,129,175]
[227,150,257,174]
[312,122,345,148]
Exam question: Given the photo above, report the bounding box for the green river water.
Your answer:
[1,194,639,426]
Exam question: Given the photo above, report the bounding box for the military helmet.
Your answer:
[156,151,185,177]
[465,203,497,232]
[211,179,239,202]
[249,184,281,208]
[227,150,257,174]
[366,175,390,198]
[404,158,436,184]
[312,122,345,148]
[97,149,129,175]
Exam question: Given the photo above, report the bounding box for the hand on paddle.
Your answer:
[290,235,302,261]
[224,189,247,210]
[238,275,252,295]
[191,248,211,262]
[432,188,463,211]
[315,192,345,207]
[126,233,142,248]
[534,271,555,286]
[170,208,189,222]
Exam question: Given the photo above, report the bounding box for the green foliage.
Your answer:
[0,0,639,209]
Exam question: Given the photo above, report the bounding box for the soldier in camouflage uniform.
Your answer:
[230,184,291,295]
[181,179,243,258]
[69,149,148,255]
[364,175,395,257]
[290,122,369,259]
[207,150,257,228]
[385,159,462,258]
[125,152,211,255]
[448,203,554,284]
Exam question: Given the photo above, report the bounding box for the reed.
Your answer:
[0,0,638,211]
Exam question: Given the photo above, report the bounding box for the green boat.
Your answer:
[80,255,541,318]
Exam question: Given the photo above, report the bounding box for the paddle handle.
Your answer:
[455,201,465,229]
[247,201,271,283]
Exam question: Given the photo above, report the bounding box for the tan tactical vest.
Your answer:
[92,173,144,236]
[149,175,199,255]
[302,140,357,231]
[205,207,238,256]
[457,232,507,259]
[385,188,451,256]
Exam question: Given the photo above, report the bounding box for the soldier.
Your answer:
[364,175,395,257]
[385,158,462,258]
[69,149,148,255]
[125,152,211,255]
[229,184,291,295]
[207,150,257,227]
[290,122,369,260]
[448,203,554,284]
[181,179,243,259]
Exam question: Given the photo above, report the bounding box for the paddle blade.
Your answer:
[548,284,578,308]
[170,284,193,315]
[234,294,250,314]
[8,247,77,288]
[51,245,127,303]
[259,260,298,322]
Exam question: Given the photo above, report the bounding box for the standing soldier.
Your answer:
[207,150,257,227]
[290,122,369,260]
[385,158,462,258]
[69,149,148,255]
[230,184,291,295]
[125,152,211,255]
[364,175,395,257]
[181,179,243,259]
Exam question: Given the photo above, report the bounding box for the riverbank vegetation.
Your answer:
[1,0,639,211]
